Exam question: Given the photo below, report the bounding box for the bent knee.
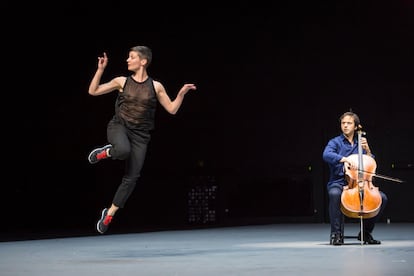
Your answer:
[113,146,130,160]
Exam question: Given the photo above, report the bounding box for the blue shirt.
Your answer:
[322,134,371,188]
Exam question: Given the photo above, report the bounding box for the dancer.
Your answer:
[87,45,196,234]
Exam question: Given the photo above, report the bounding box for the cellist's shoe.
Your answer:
[330,232,343,246]
[358,232,381,244]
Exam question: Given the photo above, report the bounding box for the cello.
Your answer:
[340,125,382,219]
[340,125,382,244]
[340,125,404,244]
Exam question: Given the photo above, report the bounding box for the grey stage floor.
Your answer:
[1,223,413,276]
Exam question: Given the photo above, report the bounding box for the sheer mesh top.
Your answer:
[115,76,157,129]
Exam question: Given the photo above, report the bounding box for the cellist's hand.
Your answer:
[342,156,358,170]
[360,137,373,156]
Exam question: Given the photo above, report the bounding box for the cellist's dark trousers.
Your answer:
[328,185,388,234]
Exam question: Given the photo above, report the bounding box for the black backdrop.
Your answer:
[3,1,413,239]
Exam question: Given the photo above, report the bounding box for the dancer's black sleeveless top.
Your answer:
[115,76,157,130]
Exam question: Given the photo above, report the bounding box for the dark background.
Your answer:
[2,1,413,240]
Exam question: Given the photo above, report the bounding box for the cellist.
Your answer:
[322,111,388,245]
